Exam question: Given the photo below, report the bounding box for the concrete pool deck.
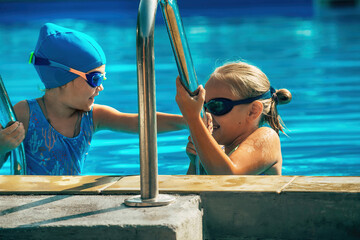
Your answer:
[0,175,360,239]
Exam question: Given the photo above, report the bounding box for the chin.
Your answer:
[81,103,93,112]
[85,105,93,112]
[212,133,222,144]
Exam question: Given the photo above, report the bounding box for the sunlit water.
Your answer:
[0,2,359,175]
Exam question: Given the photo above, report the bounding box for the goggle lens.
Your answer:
[86,72,106,88]
[205,100,231,116]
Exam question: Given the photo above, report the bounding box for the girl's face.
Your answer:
[205,78,253,147]
[61,65,105,112]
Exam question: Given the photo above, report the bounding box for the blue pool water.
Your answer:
[0,1,359,176]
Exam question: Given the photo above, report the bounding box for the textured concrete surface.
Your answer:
[202,191,360,240]
[1,175,360,239]
[0,195,202,240]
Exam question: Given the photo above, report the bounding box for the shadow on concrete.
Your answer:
[17,204,127,228]
[0,195,71,217]
[0,176,123,217]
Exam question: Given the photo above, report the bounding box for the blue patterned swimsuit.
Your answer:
[23,99,94,175]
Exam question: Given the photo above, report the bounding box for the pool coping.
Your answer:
[1,175,360,240]
[0,175,359,195]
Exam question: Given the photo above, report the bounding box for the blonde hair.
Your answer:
[209,61,292,134]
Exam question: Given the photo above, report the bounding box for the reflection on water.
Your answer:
[0,3,359,175]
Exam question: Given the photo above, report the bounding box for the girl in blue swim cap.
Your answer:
[0,23,186,175]
[176,61,292,175]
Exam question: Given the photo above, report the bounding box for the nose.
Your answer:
[97,84,104,92]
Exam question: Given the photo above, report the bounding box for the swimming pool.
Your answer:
[0,1,359,176]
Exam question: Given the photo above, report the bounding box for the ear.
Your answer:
[247,101,263,122]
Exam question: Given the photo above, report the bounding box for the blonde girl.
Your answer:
[176,61,292,175]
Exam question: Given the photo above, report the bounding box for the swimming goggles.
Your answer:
[204,88,274,116]
[29,52,106,88]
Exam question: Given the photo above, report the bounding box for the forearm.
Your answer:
[156,113,187,133]
[93,104,187,133]
[188,116,235,175]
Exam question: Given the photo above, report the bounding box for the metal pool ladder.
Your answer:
[124,0,200,207]
[0,75,27,175]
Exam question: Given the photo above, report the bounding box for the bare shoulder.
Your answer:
[250,127,281,160]
[13,100,30,123]
[252,127,279,142]
[229,127,282,175]
[239,127,280,157]
[254,127,279,139]
[13,100,30,132]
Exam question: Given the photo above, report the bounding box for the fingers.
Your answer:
[0,121,25,151]
[176,75,206,120]
[176,76,204,98]
[3,121,20,135]
[186,146,197,158]
[206,113,213,133]
[186,136,197,156]
[197,85,205,102]
[13,123,25,143]
[5,121,17,128]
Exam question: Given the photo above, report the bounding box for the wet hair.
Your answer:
[209,61,292,134]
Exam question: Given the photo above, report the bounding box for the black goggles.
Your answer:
[204,88,274,116]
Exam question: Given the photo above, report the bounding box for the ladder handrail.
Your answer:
[125,0,200,206]
[0,75,27,175]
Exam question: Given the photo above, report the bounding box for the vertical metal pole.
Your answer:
[136,0,158,201]
[124,0,175,207]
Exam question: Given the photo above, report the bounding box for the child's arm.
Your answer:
[93,104,187,133]
[176,77,280,175]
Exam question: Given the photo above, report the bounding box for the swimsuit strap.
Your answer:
[228,145,240,156]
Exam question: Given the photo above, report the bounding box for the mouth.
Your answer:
[213,124,220,130]
[89,94,99,100]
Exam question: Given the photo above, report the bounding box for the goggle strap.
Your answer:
[69,68,87,80]
[29,53,71,72]
[232,89,272,105]
[29,52,106,86]
[28,51,35,64]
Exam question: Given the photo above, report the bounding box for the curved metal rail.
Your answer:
[0,75,27,175]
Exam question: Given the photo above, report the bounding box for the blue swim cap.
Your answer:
[33,23,106,89]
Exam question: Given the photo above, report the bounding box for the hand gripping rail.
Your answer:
[0,75,27,175]
[124,0,201,207]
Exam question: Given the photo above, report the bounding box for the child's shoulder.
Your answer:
[14,100,30,115]
[246,127,280,148]
[13,100,30,128]
[253,127,279,138]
